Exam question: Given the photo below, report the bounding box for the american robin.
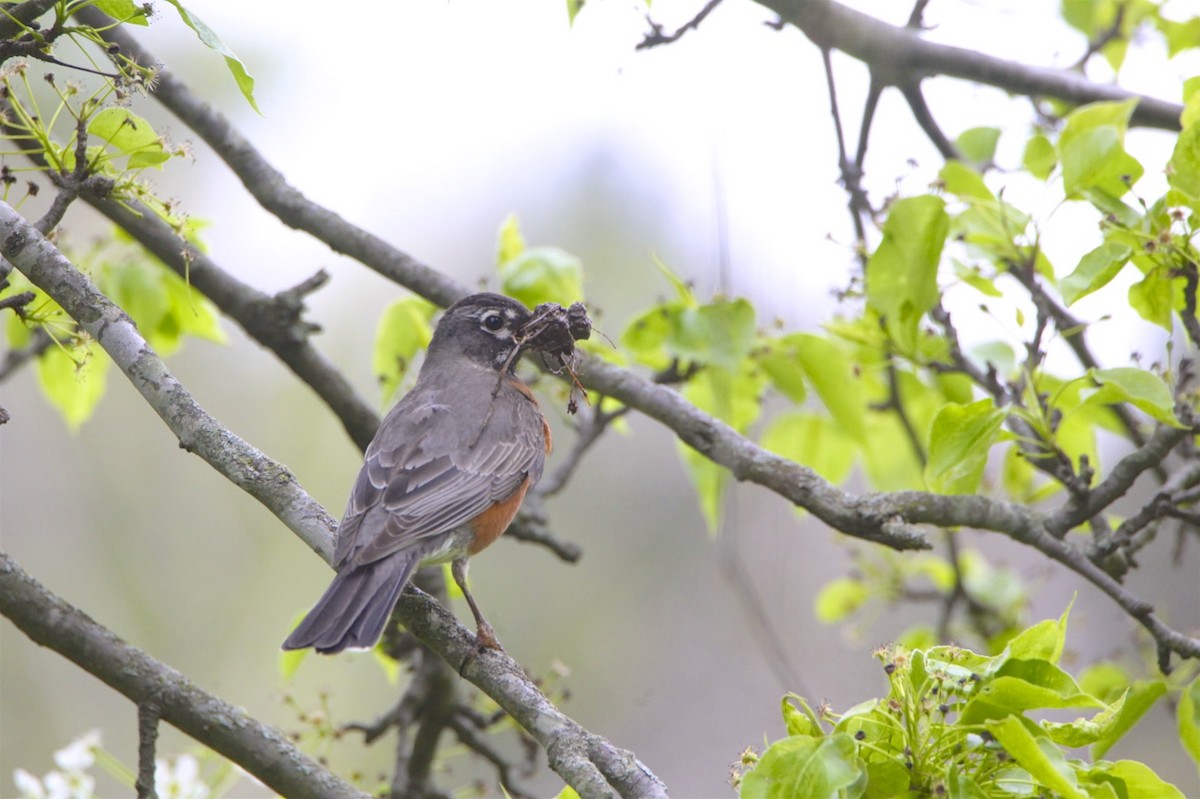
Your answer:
[282,293,551,655]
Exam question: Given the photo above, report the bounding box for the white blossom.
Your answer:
[52,730,100,774]
[13,768,47,799]
[154,755,209,799]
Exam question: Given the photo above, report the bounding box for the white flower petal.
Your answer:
[52,731,99,773]
[13,768,46,799]
[42,771,69,799]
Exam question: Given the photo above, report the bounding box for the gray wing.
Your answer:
[333,381,546,568]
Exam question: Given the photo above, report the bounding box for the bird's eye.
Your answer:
[482,312,506,331]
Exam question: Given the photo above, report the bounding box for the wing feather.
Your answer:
[333,375,546,568]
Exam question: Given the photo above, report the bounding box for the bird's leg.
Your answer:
[451,558,503,654]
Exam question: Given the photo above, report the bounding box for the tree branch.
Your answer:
[43,0,1200,679]
[0,0,58,40]
[1047,425,1191,536]
[79,191,384,453]
[0,201,666,799]
[0,552,368,799]
[395,586,668,799]
[753,0,1181,130]
[73,6,466,311]
[1,201,339,560]
[135,702,160,799]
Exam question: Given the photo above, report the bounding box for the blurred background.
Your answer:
[2,0,1198,796]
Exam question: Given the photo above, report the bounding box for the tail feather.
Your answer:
[282,553,418,654]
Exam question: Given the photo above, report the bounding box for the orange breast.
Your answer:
[468,477,532,555]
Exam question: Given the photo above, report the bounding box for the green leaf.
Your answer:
[984,716,1087,799]
[1169,121,1200,207]
[1127,266,1180,332]
[861,414,926,491]
[910,553,956,592]
[1078,662,1131,702]
[92,0,149,25]
[924,399,1007,494]
[373,296,436,405]
[1088,367,1183,428]
[953,199,1030,254]
[947,764,990,799]
[100,258,169,340]
[653,255,695,305]
[955,127,1001,164]
[681,363,765,530]
[1007,601,1071,663]
[969,340,1016,379]
[1023,132,1057,179]
[1062,0,1114,36]
[87,108,169,169]
[940,160,993,200]
[1002,441,1038,501]
[161,0,260,113]
[621,303,678,370]
[499,246,584,309]
[681,449,726,532]
[1159,15,1200,57]
[967,667,1103,718]
[866,196,949,353]
[793,334,866,444]
[372,648,401,684]
[782,694,823,738]
[37,342,110,432]
[952,261,1003,297]
[668,299,756,371]
[1179,675,1200,771]
[1182,77,1200,130]
[1061,241,1132,305]
[814,578,868,623]
[937,371,975,404]
[278,647,306,681]
[757,333,807,403]
[158,268,225,349]
[496,213,526,265]
[739,733,864,799]
[761,412,856,485]
[565,0,585,25]
[1091,680,1167,758]
[1058,99,1143,197]
[1082,761,1186,799]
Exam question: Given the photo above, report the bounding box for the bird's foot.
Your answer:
[458,622,504,675]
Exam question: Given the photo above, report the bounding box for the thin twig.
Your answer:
[637,0,725,50]
[820,46,871,263]
[898,81,959,160]
[0,325,51,381]
[539,400,629,496]
[1072,4,1126,70]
